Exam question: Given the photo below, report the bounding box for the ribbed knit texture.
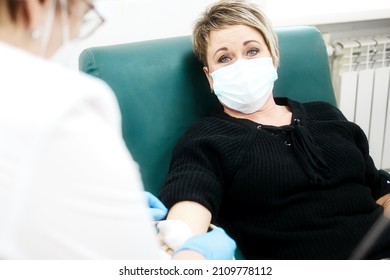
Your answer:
[160,98,390,259]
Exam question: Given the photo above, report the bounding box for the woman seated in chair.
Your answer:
[159,0,390,259]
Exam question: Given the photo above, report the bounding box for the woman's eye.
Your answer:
[247,49,259,56]
[218,55,231,63]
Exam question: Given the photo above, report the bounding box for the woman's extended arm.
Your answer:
[148,195,236,260]
[167,201,212,235]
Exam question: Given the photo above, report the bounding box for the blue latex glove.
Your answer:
[174,227,236,260]
[145,191,168,221]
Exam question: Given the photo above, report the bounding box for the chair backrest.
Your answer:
[79,26,336,195]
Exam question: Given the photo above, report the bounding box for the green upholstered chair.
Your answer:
[79,26,336,196]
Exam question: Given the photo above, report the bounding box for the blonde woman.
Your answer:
[160,0,390,259]
[0,0,235,259]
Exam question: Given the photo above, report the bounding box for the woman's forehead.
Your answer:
[207,25,265,50]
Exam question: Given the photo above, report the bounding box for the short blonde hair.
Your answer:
[192,0,279,67]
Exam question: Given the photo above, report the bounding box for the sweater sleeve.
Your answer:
[159,123,229,218]
[364,155,390,200]
[351,121,390,200]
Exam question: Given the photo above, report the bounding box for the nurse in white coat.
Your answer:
[0,0,235,259]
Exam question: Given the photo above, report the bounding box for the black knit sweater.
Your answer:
[160,98,390,259]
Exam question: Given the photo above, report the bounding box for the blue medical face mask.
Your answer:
[210,57,278,114]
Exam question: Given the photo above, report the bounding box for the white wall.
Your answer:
[54,0,267,68]
[55,0,389,69]
[89,0,268,43]
[268,0,390,26]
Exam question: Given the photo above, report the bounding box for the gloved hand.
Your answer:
[144,191,168,221]
[174,227,236,260]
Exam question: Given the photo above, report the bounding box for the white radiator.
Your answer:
[331,35,390,170]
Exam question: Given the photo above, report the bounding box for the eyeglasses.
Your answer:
[78,0,105,40]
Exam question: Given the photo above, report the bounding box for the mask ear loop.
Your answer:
[38,0,57,57]
[59,0,70,44]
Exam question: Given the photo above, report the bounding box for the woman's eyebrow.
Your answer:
[243,40,262,46]
[213,47,228,59]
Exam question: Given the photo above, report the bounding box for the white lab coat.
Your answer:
[0,42,160,259]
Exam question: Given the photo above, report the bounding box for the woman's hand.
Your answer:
[377,194,390,216]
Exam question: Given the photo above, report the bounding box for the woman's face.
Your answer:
[203,24,272,91]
